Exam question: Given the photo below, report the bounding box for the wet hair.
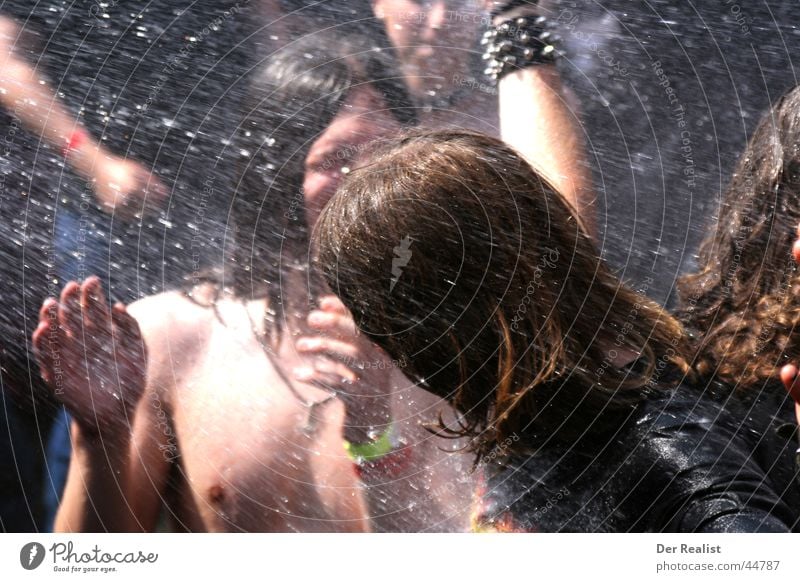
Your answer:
[313,129,691,458]
[218,29,415,340]
[678,85,800,388]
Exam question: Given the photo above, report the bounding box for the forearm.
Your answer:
[341,395,417,529]
[342,377,471,532]
[0,25,104,178]
[53,422,142,532]
[499,65,595,235]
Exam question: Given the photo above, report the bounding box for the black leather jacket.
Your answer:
[475,385,800,532]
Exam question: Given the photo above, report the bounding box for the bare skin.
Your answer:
[0,17,166,215]
[34,279,370,531]
[34,279,472,531]
[372,0,594,234]
[293,295,475,531]
[33,83,475,532]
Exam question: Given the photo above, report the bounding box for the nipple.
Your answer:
[208,484,226,505]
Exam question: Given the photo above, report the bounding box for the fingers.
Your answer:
[781,365,800,424]
[80,276,110,330]
[311,358,358,383]
[32,299,59,384]
[111,302,147,367]
[780,364,800,404]
[293,357,358,387]
[111,303,143,344]
[58,281,81,335]
[318,295,349,315]
[296,335,359,362]
[38,296,57,329]
[307,309,358,338]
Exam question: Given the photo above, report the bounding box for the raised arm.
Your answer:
[490,2,595,235]
[0,17,165,214]
[33,278,171,531]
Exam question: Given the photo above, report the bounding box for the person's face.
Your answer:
[372,0,487,99]
[303,85,401,227]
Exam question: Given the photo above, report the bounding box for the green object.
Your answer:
[344,425,393,462]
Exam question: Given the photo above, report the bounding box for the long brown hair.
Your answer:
[314,129,691,458]
[678,85,800,388]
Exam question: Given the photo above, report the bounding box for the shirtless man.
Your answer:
[32,32,474,533]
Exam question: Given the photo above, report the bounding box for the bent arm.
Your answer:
[52,295,177,532]
[491,2,594,236]
[54,377,173,532]
[54,391,173,532]
[336,371,475,532]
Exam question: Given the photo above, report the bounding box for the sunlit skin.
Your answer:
[33,86,473,532]
[0,17,166,216]
[371,1,593,229]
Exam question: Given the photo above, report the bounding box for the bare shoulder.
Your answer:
[128,290,212,339]
[126,288,217,384]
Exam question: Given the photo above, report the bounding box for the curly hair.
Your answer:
[314,129,693,458]
[678,85,800,388]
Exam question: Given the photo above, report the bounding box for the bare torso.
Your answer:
[129,289,474,532]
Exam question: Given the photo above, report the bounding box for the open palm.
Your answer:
[32,277,147,436]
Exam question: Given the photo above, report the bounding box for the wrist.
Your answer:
[343,421,413,480]
[344,422,394,463]
[68,134,105,178]
[71,417,132,454]
[483,10,557,85]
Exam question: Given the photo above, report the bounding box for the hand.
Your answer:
[90,154,167,218]
[32,277,148,438]
[292,295,393,441]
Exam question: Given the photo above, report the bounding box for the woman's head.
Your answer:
[229,30,415,327]
[314,129,690,456]
[679,85,800,387]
